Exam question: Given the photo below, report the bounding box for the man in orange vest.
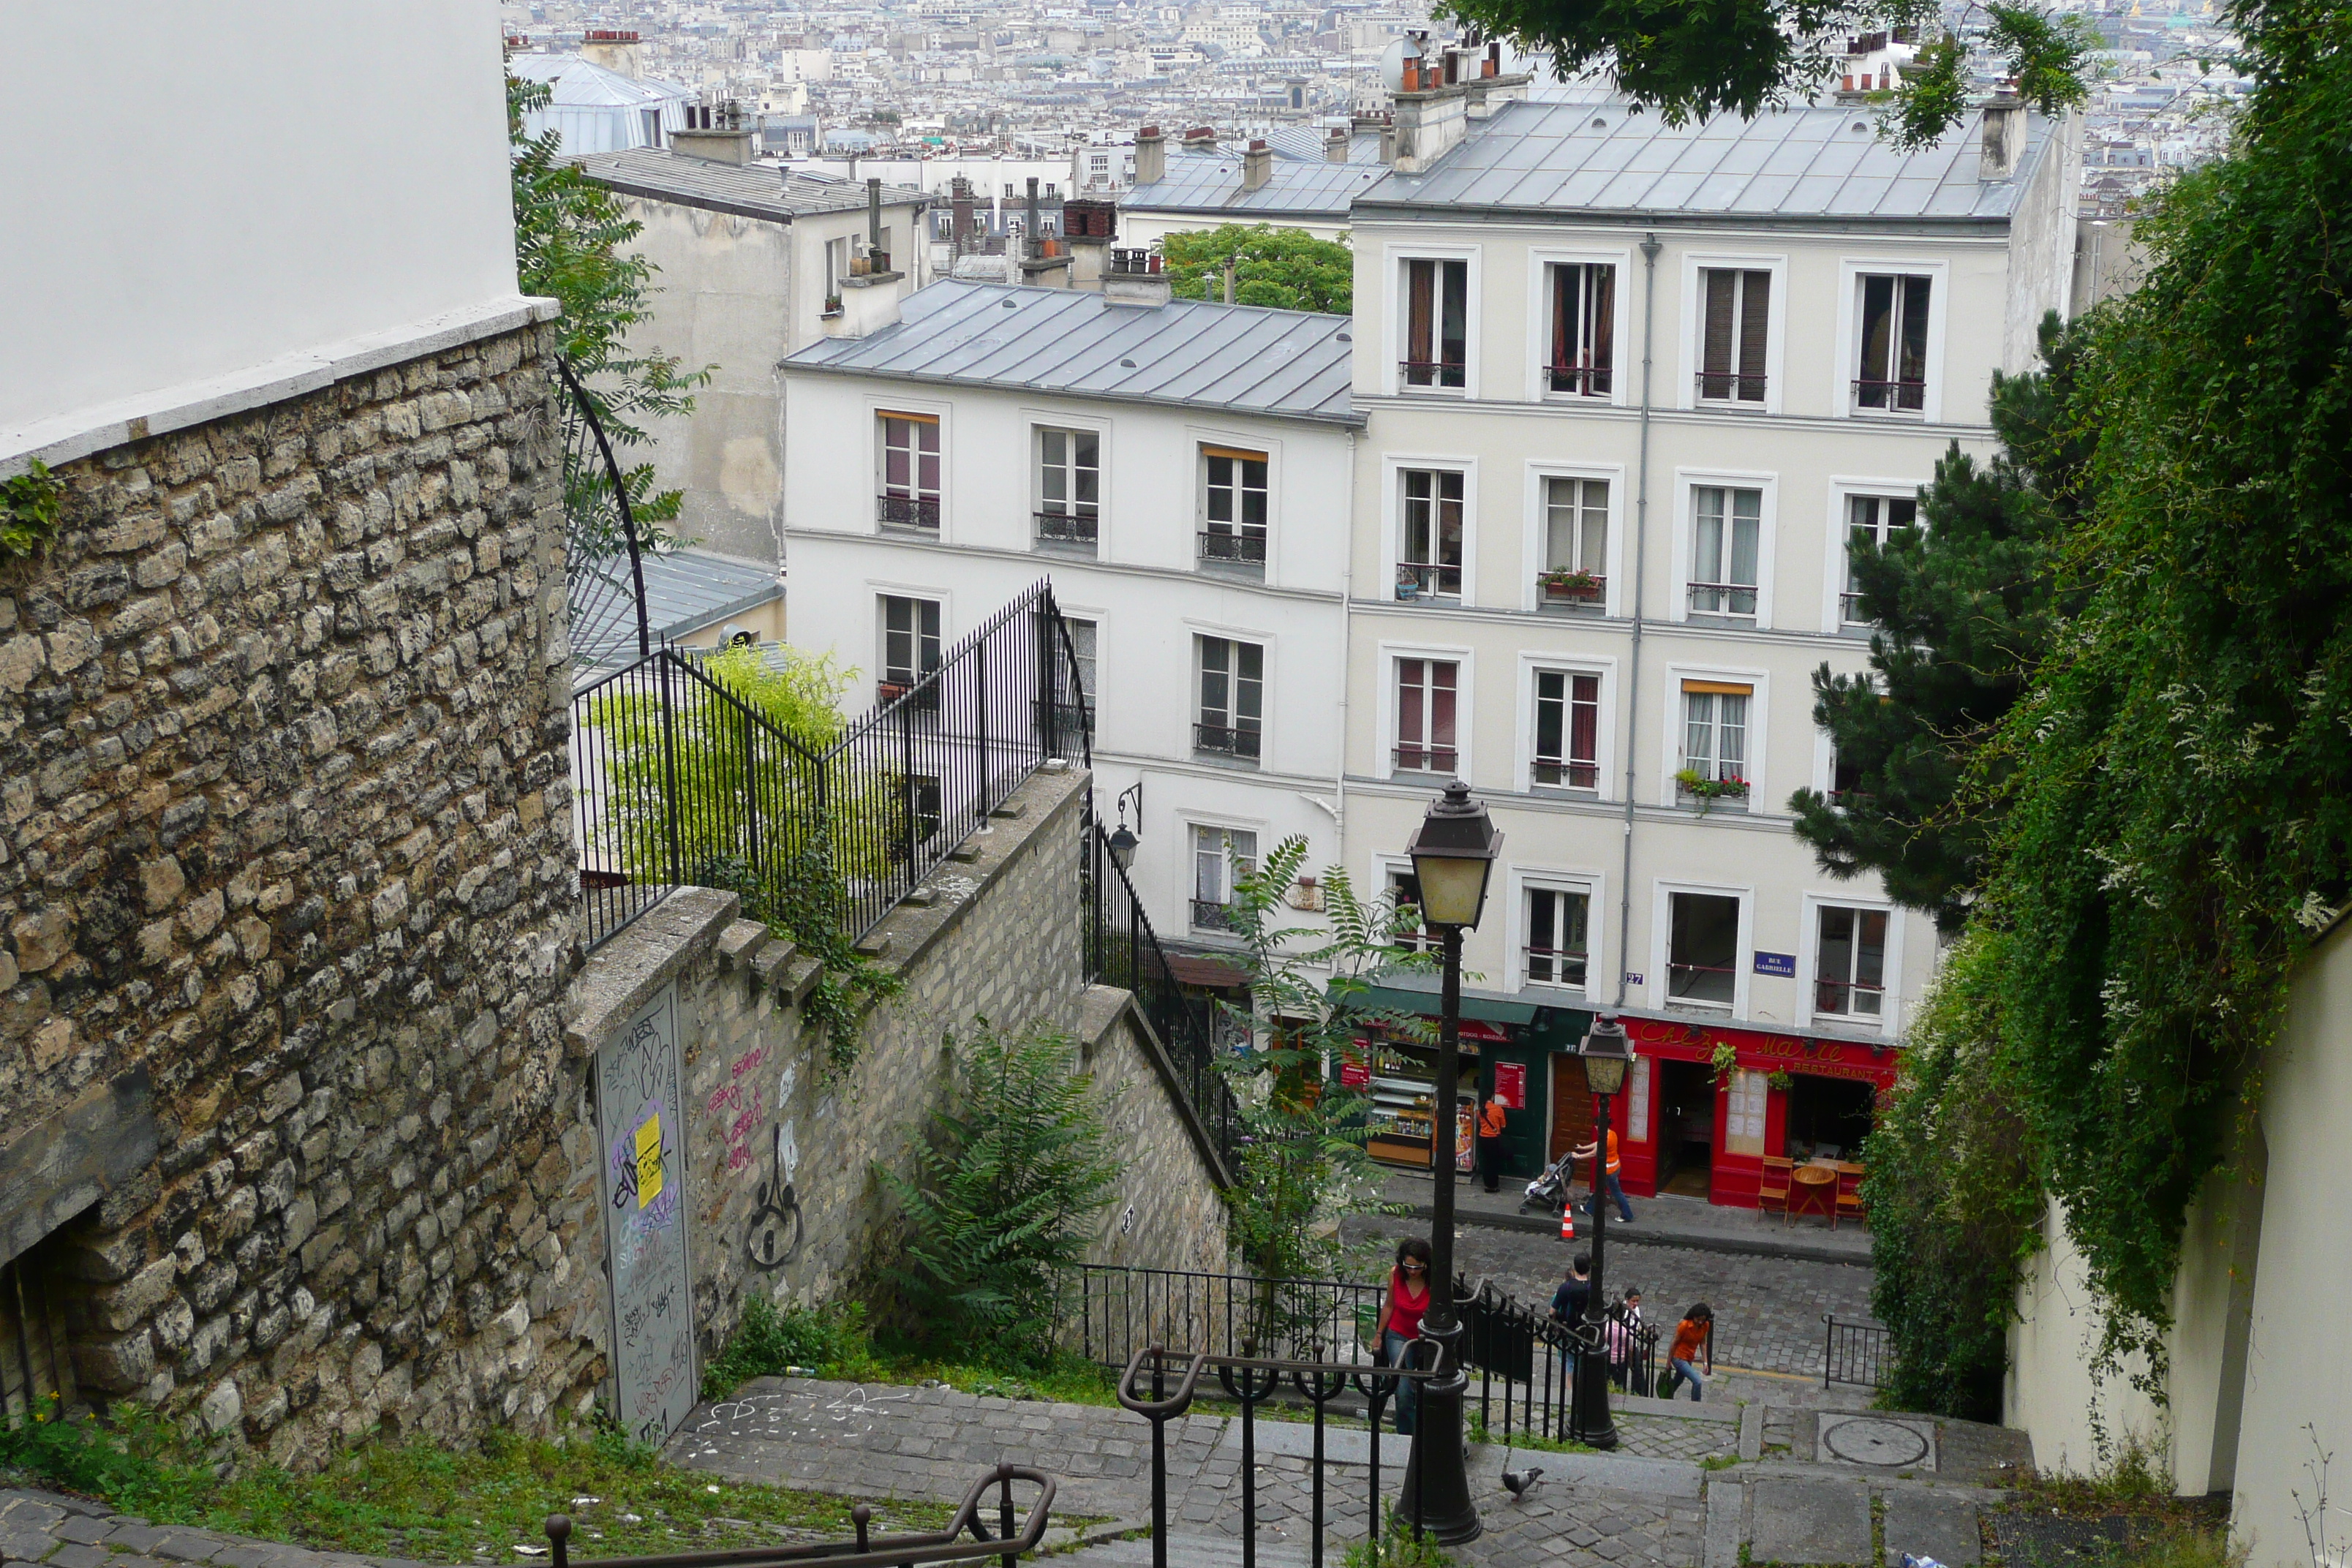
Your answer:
[1572,1126,1635,1223]
[1477,1093,1509,1193]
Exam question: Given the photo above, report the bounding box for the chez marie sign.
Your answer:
[1621,1016,1899,1087]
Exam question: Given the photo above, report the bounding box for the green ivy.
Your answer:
[1,460,63,565]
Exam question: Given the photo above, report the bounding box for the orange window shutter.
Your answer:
[1681,679,1754,696]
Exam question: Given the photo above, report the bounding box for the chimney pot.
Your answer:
[1980,92,2028,181]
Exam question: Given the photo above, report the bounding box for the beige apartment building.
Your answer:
[1337,91,2080,1205]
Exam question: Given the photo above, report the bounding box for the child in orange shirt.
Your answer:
[1659,1303,1713,1401]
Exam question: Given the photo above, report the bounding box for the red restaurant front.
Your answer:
[1602,1017,1901,1208]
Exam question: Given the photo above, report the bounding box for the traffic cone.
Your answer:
[1560,1208,1576,1243]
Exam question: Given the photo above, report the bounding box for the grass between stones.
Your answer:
[1,1405,954,1563]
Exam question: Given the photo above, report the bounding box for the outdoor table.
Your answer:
[1790,1164,1837,1221]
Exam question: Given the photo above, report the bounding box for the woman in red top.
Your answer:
[1379,1237,1433,1434]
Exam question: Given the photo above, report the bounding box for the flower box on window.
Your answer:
[1539,568,1603,601]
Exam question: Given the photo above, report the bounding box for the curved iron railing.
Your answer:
[554,355,653,671]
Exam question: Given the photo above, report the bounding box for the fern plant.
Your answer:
[1,461,63,565]
[1213,837,1436,1345]
[876,1024,1119,1367]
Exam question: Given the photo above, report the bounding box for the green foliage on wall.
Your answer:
[1158,225,1353,314]
[876,1023,1120,1367]
[0,460,63,565]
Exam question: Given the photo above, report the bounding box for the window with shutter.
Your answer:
[1698,269,1769,402]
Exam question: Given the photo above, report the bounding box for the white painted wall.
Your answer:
[5,1,526,450]
[778,367,1357,937]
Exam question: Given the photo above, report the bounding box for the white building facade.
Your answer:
[777,280,1362,949]
[1335,94,2081,1203]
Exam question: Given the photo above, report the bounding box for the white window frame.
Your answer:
[1523,246,1635,406]
[1520,460,1626,615]
[1649,879,1754,1017]
[1507,866,1607,995]
[1515,652,1616,799]
[1676,251,1788,415]
[1371,854,1436,954]
[1057,606,1103,730]
[1376,638,1474,784]
[1670,469,1778,627]
[1188,821,1264,931]
[1820,476,1927,633]
[1798,892,1904,1032]
[1659,661,1768,807]
[876,591,945,687]
[1383,242,1482,399]
[1182,615,1275,766]
[1193,633,1266,765]
[1382,453,1479,608]
[1833,257,1949,423]
[1191,424,1282,572]
[1028,407,1112,546]
[868,396,950,535]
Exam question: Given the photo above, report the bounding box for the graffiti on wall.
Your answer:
[596,984,698,1444]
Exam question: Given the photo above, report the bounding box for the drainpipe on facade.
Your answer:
[1616,233,1662,1009]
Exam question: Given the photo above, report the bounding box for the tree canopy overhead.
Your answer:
[1434,0,2095,147]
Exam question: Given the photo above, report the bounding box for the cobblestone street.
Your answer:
[1341,1215,1877,1379]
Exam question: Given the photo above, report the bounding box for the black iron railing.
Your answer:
[879,492,941,529]
[1853,377,1926,412]
[1197,528,1266,565]
[1823,1315,1893,1390]
[1117,1346,1439,1568]
[1548,361,1613,396]
[1531,758,1599,789]
[555,355,652,672]
[1081,826,1242,1173]
[1393,561,1460,598]
[573,581,1092,950]
[1034,508,1098,546]
[543,1463,1056,1568]
[1696,370,1768,402]
[1193,722,1261,761]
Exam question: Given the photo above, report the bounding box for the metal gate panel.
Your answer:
[595,983,698,1444]
[1,1248,76,1426]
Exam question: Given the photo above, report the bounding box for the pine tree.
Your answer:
[1787,312,2092,931]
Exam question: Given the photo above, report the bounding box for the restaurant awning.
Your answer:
[1355,979,1540,1027]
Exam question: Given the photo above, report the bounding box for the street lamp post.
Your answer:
[1572,1012,1634,1450]
[1395,780,1502,1547]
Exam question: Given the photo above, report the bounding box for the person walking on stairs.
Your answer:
[1379,1237,1433,1436]
[1659,1303,1713,1401]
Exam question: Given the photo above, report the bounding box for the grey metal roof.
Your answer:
[570,149,926,222]
[1123,151,1388,219]
[1357,99,2053,223]
[508,53,690,108]
[782,279,1362,426]
[571,549,783,669]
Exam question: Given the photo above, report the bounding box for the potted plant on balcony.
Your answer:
[1674,768,1750,814]
[1539,567,1602,602]
[1394,565,1425,600]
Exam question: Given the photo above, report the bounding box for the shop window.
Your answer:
[1523,886,1588,987]
[1667,892,1740,1010]
[1190,825,1256,932]
[1784,1073,1877,1162]
[1814,905,1888,1021]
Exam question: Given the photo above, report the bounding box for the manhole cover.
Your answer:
[1823,1417,1931,1467]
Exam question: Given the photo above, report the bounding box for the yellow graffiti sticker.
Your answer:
[634,1115,664,1207]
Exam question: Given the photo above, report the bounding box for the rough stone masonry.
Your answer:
[0,317,593,1462]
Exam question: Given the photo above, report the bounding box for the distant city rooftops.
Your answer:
[1357,98,2059,224]
[783,279,1361,426]
[569,149,927,221]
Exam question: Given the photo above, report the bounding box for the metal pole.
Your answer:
[1573,1089,1621,1449]
[1395,926,1482,1542]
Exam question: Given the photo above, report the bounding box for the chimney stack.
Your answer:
[1980,91,2027,181]
[1182,125,1216,151]
[1025,176,1041,260]
[1325,124,1349,162]
[867,177,888,273]
[1241,139,1273,192]
[671,100,756,164]
[949,175,976,253]
[1134,125,1165,186]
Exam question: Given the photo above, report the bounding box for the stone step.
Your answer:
[1054,1534,1316,1568]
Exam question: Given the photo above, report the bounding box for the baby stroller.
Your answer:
[1520,1150,1577,1214]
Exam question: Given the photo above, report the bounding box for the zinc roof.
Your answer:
[1358,98,2051,223]
[1123,151,1388,219]
[508,53,690,108]
[570,148,927,222]
[782,280,1361,426]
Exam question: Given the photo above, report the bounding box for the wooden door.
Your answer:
[1548,1053,1594,1163]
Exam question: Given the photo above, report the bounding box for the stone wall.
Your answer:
[0,316,591,1461]
[563,762,1233,1384]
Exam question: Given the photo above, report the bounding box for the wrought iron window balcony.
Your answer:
[878,675,941,712]
[1852,377,1926,413]
[1399,359,1466,390]
[1531,759,1599,790]
[1189,897,1237,932]
[1537,570,1605,611]
[1525,946,1590,987]
[1686,580,1758,617]
[1034,508,1099,546]
[1547,362,1613,396]
[1394,561,1460,600]
[1813,979,1886,1019]
[878,493,941,529]
[1392,743,1458,775]
[1695,371,1768,403]
[1197,529,1266,565]
[1193,722,1261,761]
